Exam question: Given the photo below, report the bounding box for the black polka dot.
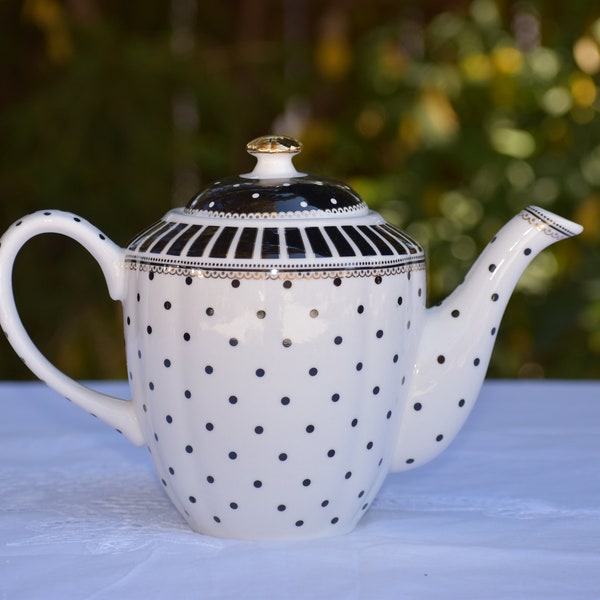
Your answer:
[230,502,238,509]
[207,475,214,483]
[306,424,315,433]
[213,516,221,523]
[524,248,532,255]
[376,330,383,338]
[257,310,266,319]
[310,309,319,318]
[366,441,373,449]
[282,338,292,347]
[334,277,342,286]
[351,418,358,427]
[164,301,171,310]
[149,382,154,391]
[231,279,240,288]
[331,517,339,524]
[205,365,214,374]
[278,504,286,511]
[489,264,496,272]
[372,386,380,395]
[393,354,399,363]
[397,296,403,305]
[386,411,392,419]
[375,275,382,284]
[183,332,191,341]
[309,367,318,376]
[206,307,215,316]
[146,325,152,334]
[283,280,292,289]
[413,402,422,411]
[491,327,497,335]
[185,276,193,285]
[166,415,173,423]
[406,458,414,464]
[436,434,444,442]
[295,520,304,527]
[229,337,239,347]
[334,336,343,345]
[356,362,363,371]
[281,396,290,406]
[185,445,193,453]
[327,449,336,457]
[331,393,340,402]
[185,390,191,399]
[254,425,264,434]
[279,453,288,461]
[451,309,460,318]
[169,467,175,475]
[437,355,445,364]
[358,490,365,498]
[321,500,330,507]
[206,422,214,431]
[253,480,262,488]
[229,395,237,404]
[458,398,466,407]
[149,272,154,281]
[491,293,499,302]
[302,478,311,486]
[164,359,171,368]
[256,368,265,377]
[189,496,196,503]
[357,305,365,314]
[344,471,352,479]
[474,358,480,366]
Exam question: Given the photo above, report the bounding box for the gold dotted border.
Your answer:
[124,259,426,280]
[521,208,577,239]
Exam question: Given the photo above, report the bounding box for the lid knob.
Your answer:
[243,135,305,180]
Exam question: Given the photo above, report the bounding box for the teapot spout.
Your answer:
[390,206,582,472]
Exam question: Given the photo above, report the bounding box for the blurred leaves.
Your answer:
[0,0,599,379]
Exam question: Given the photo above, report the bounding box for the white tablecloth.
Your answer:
[1,380,599,599]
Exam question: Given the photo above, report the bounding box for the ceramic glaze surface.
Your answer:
[125,266,423,539]
[0,136,583,541]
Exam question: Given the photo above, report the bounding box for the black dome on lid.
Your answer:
[185,135,368,219]
[185,175,367,218]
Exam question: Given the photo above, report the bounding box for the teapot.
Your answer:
[0,135,583,540]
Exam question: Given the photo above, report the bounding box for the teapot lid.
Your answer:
[185,135,369,219]
[126,135,424,277]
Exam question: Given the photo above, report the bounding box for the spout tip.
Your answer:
[525,206,583,238]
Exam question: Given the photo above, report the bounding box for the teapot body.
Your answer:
[124,209,426,539]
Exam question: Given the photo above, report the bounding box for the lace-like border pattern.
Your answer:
[521,207,578,239]
[182,204,366,219]
[124,257,426,280]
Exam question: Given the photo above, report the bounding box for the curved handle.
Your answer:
[0,210,145,445]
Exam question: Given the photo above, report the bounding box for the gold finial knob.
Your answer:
[246,135,303,155]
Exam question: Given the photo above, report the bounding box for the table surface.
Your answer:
[1,380,599,599]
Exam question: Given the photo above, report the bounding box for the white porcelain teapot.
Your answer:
[0,136,583,540]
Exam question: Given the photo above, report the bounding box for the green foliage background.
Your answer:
[1,0,599,380]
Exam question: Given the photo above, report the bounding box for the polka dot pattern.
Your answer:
[124,263,421,539]
[388,206,583,474]
[0,206,581,540]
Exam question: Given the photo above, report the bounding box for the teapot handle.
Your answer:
[0,210,145,445]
